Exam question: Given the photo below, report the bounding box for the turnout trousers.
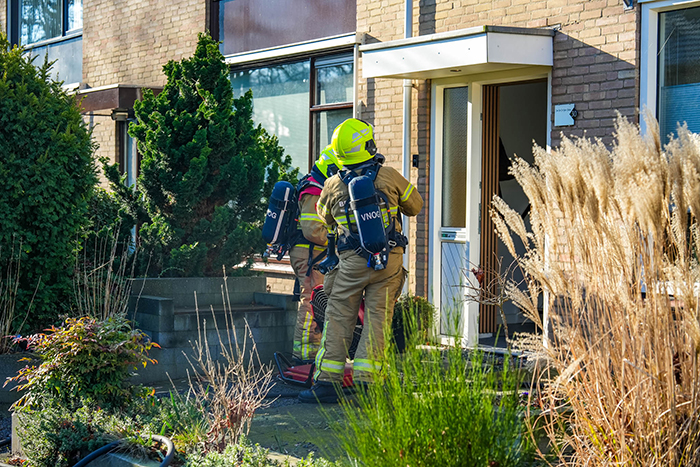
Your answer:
[289,245,325,360]
[314,249,406,384]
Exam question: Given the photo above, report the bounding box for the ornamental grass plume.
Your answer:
[492,113,700,466]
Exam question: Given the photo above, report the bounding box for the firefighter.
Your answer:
[299,118,423,403]
[289,147,340,361]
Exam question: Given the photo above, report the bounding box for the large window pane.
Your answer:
[231,61,311,171]
[314,108,353,156]
[316,62,353,106]
[20,0,62,44]
[441,86,468,228]
[658,6,700,141]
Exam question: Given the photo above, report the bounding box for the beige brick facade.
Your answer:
[82,0,207,88]
[357,0,639,296]
[265,273,297,295]
[85,114,119,189]
[1,4,6,42]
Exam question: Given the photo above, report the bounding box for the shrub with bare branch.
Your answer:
[492,113,700,466]
[73,226,137,321]
[184,271,275,454]
[462,257,525,351]
[0,239,35,353]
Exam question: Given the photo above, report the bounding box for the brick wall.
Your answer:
[264,272,296,295]
[83,0,207,88]
[358,0,639,297]
[84,114,118,189]
[0,2,6,41]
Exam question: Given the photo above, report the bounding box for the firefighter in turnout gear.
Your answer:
[289,146,340,361]
[299,118,423,403]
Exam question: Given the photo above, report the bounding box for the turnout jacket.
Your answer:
[296,192,328,248]
[316,165,423,252]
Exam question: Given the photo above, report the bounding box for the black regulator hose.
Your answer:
[316,232,339,274]
[73,434,175,467]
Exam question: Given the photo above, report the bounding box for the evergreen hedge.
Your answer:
[0,34,97,332]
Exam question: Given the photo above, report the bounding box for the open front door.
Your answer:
[478,80,548,336]
[480,85,499,334]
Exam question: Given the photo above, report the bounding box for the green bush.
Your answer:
[81,188,135,257]
[186,439,340,467]
[334,310,533,467]
[8,315,158,412]
[107,32,297,277]
[17,405,130,467]
[0,34,98,332]
[392,294,436,349]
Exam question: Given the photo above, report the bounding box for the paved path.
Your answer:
[248,383,347,463]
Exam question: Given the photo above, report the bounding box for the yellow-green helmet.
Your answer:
[330,118,378,166]
[314,145,340,177]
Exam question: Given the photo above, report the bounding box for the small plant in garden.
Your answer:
[391,294,436,349]
[184,271,275,454]
[0,33,98,332]
[144,389,209,455]
[492,113,700,465]
[106,32,297,277]
[333,306,533,467]
[7,315,159,412]
[17,405,125,467]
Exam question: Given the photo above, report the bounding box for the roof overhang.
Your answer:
[360,25,555,80]
[76,84,163,113]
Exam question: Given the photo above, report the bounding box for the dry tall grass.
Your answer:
[493,113,700,466]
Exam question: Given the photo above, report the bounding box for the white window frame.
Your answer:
[640,0,700,134]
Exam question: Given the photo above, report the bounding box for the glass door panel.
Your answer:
[439,86,468,336]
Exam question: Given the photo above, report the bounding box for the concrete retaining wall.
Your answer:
[127,277,297,384]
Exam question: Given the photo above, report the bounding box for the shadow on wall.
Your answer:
[551,33,638,149]
[419,0,436,36]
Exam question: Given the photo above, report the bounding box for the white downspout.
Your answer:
[354,42,360,119]
[402,0,413,291]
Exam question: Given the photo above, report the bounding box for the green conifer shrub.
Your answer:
[0,34,98,332]
[108,33,296,277]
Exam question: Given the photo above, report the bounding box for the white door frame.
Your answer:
[428,66,552,347]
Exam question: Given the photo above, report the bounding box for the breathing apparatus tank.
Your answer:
[262,180,296,246]
[348,175,388,270]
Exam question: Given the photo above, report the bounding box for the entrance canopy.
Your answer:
[360,25,554,80]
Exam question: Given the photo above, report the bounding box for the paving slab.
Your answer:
[247,382,348,463]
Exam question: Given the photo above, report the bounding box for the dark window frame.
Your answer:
[231,50,354,172]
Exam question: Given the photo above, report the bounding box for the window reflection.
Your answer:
[314,108,353,156]
[316,64,353,105]
[658,6,700,141]
[231,61,311,171]
[67,0,83,32]
[20,0,62,44]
